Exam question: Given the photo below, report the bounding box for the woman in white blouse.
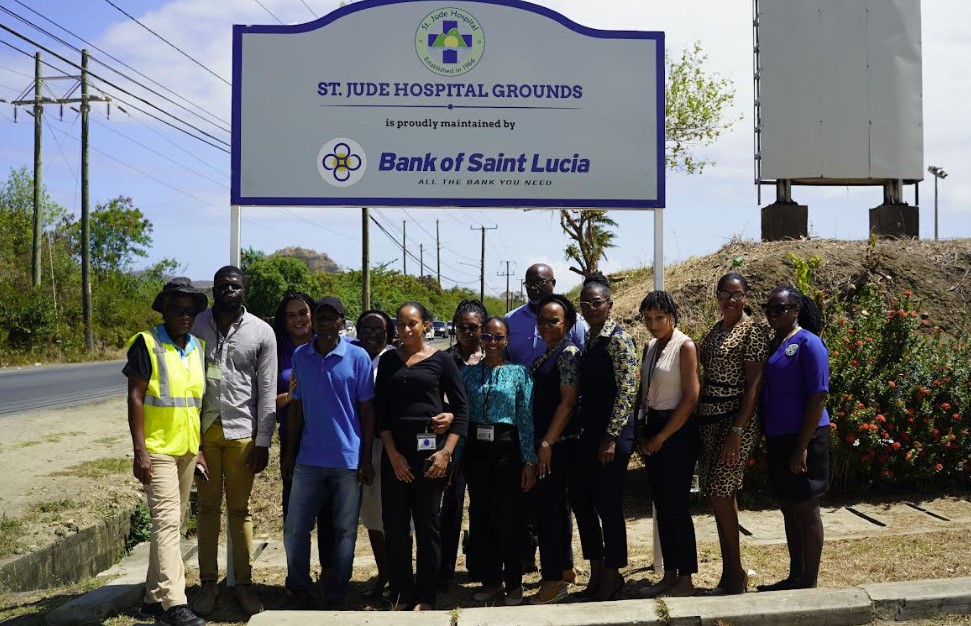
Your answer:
[636,291,701,598]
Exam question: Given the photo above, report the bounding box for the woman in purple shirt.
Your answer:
[758,285,829,592]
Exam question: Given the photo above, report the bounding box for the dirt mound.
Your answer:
[608,238,971,345]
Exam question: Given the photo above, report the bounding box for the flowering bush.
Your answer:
[824,287,971,491]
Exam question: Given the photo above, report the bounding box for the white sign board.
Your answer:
[231,0,665,208]
[757,0,923,184]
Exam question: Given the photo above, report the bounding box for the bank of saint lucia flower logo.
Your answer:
[317,138,366,188]
[416,7,485,76]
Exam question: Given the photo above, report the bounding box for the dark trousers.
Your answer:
[280,430,333,569]
[464,437,524,590]
[534,439,576,580]
[570,440,629,569]
[438,465,466,582]
[381,450,446,606]
[645,416,700,575]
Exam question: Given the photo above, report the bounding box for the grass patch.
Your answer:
[28,499,81,515]
[50,457,130,479]
[0,515,25,558]
[9,431,86,450]
[0,573,117,625]
[94,436,122,445]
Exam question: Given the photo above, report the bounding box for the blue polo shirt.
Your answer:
[760,329,830,438]
[506,303,587,366]
[290,336,376,469]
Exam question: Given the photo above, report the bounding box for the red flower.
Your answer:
[851,359,860,367]
[935,463,943,472]
[903,290,913,297]
[876,414,886,423]
[941,402,952,410]
[845,434,857,444]
[888,381,897,388]
[954,414,962,422]
[891,442,902,450]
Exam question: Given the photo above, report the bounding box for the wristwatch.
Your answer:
[540,440,552,449]
[731,426,745,437]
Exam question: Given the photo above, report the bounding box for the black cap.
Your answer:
[152,277,208,315]
[313,296,346,317]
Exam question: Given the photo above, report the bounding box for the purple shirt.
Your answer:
[760,329,830,438]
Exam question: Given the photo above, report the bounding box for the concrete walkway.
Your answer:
[45,496,971,625]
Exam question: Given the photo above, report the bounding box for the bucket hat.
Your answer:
[152,277,208,315]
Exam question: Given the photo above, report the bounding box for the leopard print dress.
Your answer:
[697,317,770,497]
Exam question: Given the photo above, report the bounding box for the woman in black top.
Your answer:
[376,301,469,611]
[572,273,639,601]
[528,294,582,604]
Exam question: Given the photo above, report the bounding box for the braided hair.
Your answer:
[481,315,510,334]
[536,293,577,331]
[770,285,823,336]
[638,290,679,325]
[452,298,488,324]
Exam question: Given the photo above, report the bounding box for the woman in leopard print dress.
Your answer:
[696,273,769,595]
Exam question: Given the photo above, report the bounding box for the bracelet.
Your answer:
[442,447,453,461]
[731,425,745,437]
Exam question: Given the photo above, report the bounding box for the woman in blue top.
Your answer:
[758,286,829,592]
[461,316,537,606]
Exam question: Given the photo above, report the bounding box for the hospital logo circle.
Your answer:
[416,8,485,76]
[317,138,366,187]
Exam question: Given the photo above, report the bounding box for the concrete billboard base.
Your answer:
[761,202,808,241]
[869,203,919,238]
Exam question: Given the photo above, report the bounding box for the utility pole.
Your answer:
[436,219,441,287]
[361,207,370,311]
[497,261,515,313]
[420,243,425,278]
[31,53,42,287]
[402,220,407,275]
[928,165,948,241]
[80,50,93,351]
[470,225,497,303]
[10,49,109,351]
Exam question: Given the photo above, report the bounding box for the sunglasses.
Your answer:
[578,299,607,310]
[537,317,562,327]
[164,305,196,318]
[456,323,481,333]
[763,303,796,315]
[525,278,554,288]
[717,290,747,301]
[481,333,507,343]
[358,326,387,336]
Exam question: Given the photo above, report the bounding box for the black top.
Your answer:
[579,325,635,455]
[375,349,469,454]
[123,335,152,381]
[531,339,580,443]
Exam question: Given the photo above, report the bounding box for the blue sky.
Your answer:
[1,0,968,294]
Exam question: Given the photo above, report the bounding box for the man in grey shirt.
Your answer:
[191,266,276,616]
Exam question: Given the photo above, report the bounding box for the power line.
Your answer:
[0,23,231,150]
[116,108,229,179]
[100,0,231,86]
[4,1,230,131]
[298,0,319,18]
[0,61,31,78]
[252,0,285,24]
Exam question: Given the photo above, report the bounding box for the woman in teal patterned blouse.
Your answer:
[460,316,538,606]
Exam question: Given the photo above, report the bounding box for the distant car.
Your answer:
[433,321,448,338]
[424,325,435,340]
[340,321,356,339]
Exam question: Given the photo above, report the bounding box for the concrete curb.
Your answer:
[862,577,971,621]
[664,587,871,625]
[0,507,130,593]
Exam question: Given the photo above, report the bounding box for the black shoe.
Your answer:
[139,602,163,619]
[756,578,800,592]
[159,605,205,626]
[362,577,388,600]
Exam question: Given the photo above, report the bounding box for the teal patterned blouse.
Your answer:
[460,362,538,463]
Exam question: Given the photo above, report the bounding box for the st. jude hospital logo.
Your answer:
[317,138,366,187]
[416,7,484,76]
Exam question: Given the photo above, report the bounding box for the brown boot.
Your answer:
[232,584,263,615]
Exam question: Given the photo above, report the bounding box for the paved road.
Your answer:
[0,360,126,415]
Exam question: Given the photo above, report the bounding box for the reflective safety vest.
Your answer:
[127,328,205,456]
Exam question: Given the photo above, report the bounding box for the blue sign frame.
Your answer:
[231,0,665,209]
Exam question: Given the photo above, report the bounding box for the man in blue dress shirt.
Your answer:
[506,263,587,366]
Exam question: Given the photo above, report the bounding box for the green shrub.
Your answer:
[125,503,151,554]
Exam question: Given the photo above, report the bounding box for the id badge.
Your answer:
[417,433,436,451]
[476,425,495,442]
[206,364,222,380]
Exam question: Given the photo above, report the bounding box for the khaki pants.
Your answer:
[196,421,255,585]
[145,453,196,609]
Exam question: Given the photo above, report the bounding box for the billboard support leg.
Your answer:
[653,208,664,291]
[230,205,241,267]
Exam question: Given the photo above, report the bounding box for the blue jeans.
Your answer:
[284,464,361,598]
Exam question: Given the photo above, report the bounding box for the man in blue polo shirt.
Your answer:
[282,296,376,607]
[507,263,587,366]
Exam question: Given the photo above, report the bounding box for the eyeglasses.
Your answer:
[358,326,387,336]
[525,278,554,288]
[763,304,796,315]
[578,299,607,310]
[456,323,480,333]
[164,305,195,318]
[717,290,747,301]
[481,333,506,343]
[537,317,562,327]
[285,309,309,321]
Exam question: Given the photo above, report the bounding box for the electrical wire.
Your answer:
[252,0,285,24]
[100,0,231,86]
[4,1,230,131]
[298,0,319,18]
